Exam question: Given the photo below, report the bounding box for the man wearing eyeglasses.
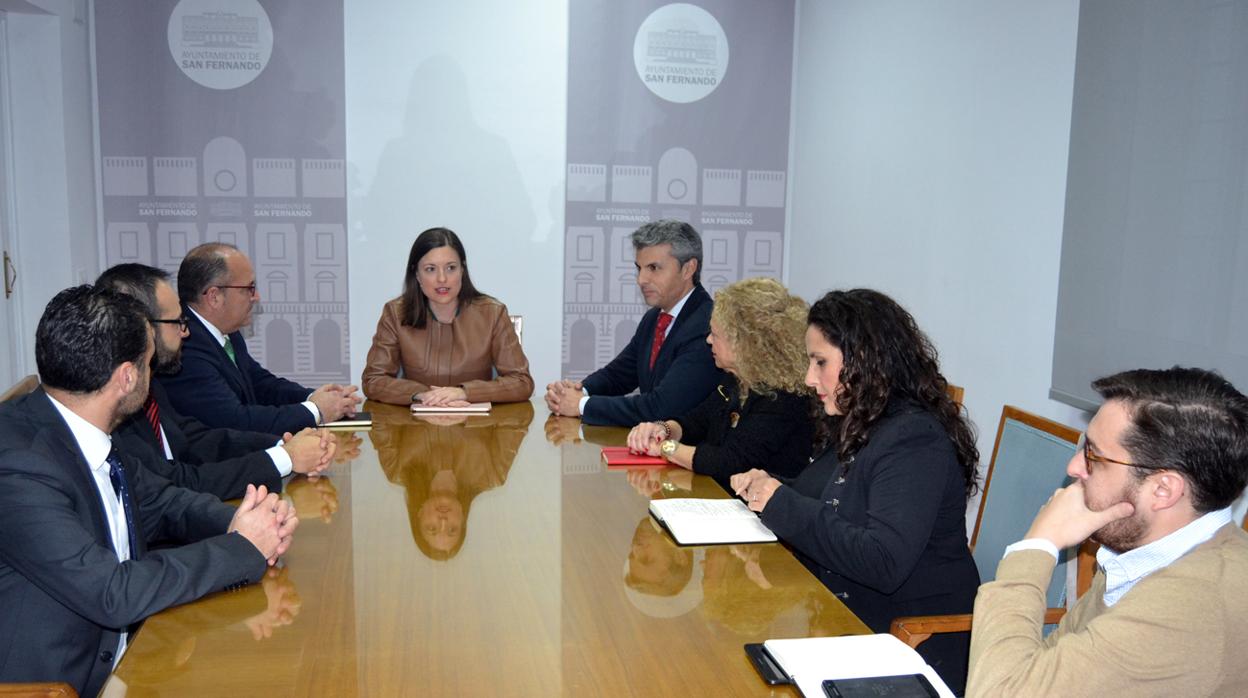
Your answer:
[967,367,1248,696]
[97,263,335,500]
[159,243,362,435]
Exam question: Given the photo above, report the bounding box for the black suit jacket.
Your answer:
[159,308,316,436]
[760,398,979,692]
[0,389,266,697]
[673,376,813,487]
[580,285,722,426]
[114,381,284,499]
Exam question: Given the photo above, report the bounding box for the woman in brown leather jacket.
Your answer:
[362,227,534,406]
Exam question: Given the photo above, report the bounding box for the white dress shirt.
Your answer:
[46,394,130,664]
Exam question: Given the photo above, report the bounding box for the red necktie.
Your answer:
[144,395,165,453]
[649,312,673,369]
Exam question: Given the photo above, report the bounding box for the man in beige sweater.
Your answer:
[968,367,1248,697]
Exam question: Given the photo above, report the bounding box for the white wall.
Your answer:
[787,1,1090,470]
[344,2,568,387]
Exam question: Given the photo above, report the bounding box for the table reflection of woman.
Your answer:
[732,289,980,693]
[362,227,534,407]
[625,278,813,485]
[622,519,814,635]
[622,518,703,619]
[370,402,534,559]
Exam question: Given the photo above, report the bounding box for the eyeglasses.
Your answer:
[213,283,257,295]
[150,316,189,330]
[1076,433,1162,471]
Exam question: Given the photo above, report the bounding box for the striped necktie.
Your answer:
[649,312,673,369]
[143,395,165,453]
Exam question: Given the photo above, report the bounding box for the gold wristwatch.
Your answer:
[660,439,679,458]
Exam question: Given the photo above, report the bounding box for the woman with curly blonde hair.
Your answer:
[626,277,813,483]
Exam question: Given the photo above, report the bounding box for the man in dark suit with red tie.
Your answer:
[545,220,722,426]
[97,264,334,500]
[0,285,296,697]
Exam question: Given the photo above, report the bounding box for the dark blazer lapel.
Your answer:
[185,307,254,402]
[226,331,258,403]
[26,388,118,553]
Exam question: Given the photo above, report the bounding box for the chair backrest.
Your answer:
[1,374,38,403]
[945,382,965,406]
[971,406,1081,608]
[509,314,523,346]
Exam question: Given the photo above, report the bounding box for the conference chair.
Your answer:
[944,382,965,406]
[0,374,38,403]
[890,406,1082,649]
[0,683,77,698]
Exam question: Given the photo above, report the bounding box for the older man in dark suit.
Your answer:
[545,220,723,426]
[159,242,361,435]
[0,286,297,697]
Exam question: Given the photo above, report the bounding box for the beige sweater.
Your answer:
[967,524,1248,697]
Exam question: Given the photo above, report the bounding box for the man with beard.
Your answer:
[0,286,297,696]
[98,264,333,499]
[966,367,1248,696]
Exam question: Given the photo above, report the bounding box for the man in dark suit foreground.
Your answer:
[0,286,297,697]
[545,219,722,426]
[159,242,361,435]
[98,263,333,499]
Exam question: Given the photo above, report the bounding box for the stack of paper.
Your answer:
[410,401,491,414]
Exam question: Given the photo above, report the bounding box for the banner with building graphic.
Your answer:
[95,0,349,385]
[561,0,795,378]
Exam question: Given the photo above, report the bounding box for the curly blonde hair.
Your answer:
[710,277,810,399]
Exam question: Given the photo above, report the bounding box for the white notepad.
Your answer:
[762,634,955,698]
[648,498,777,545]
[410,401,492,414]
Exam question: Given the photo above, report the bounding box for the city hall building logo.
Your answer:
[633,3,729,104]
[167,0,273,90]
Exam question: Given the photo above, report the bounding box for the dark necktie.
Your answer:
[105,447,141,560]
[143,395,165,454]
[649,312,673,369]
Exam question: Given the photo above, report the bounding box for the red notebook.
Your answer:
[601,447,668,467]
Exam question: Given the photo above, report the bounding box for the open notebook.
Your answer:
[648,498,777,545]
[753,633,954,698]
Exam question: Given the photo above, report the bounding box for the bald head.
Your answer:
[179,242,257,333]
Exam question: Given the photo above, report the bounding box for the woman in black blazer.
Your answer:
[625,278,813,485]
[732,289,981,694]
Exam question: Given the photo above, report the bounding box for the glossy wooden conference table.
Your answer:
[103,400,867,697]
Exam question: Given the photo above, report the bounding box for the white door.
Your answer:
[0,13,29,392]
